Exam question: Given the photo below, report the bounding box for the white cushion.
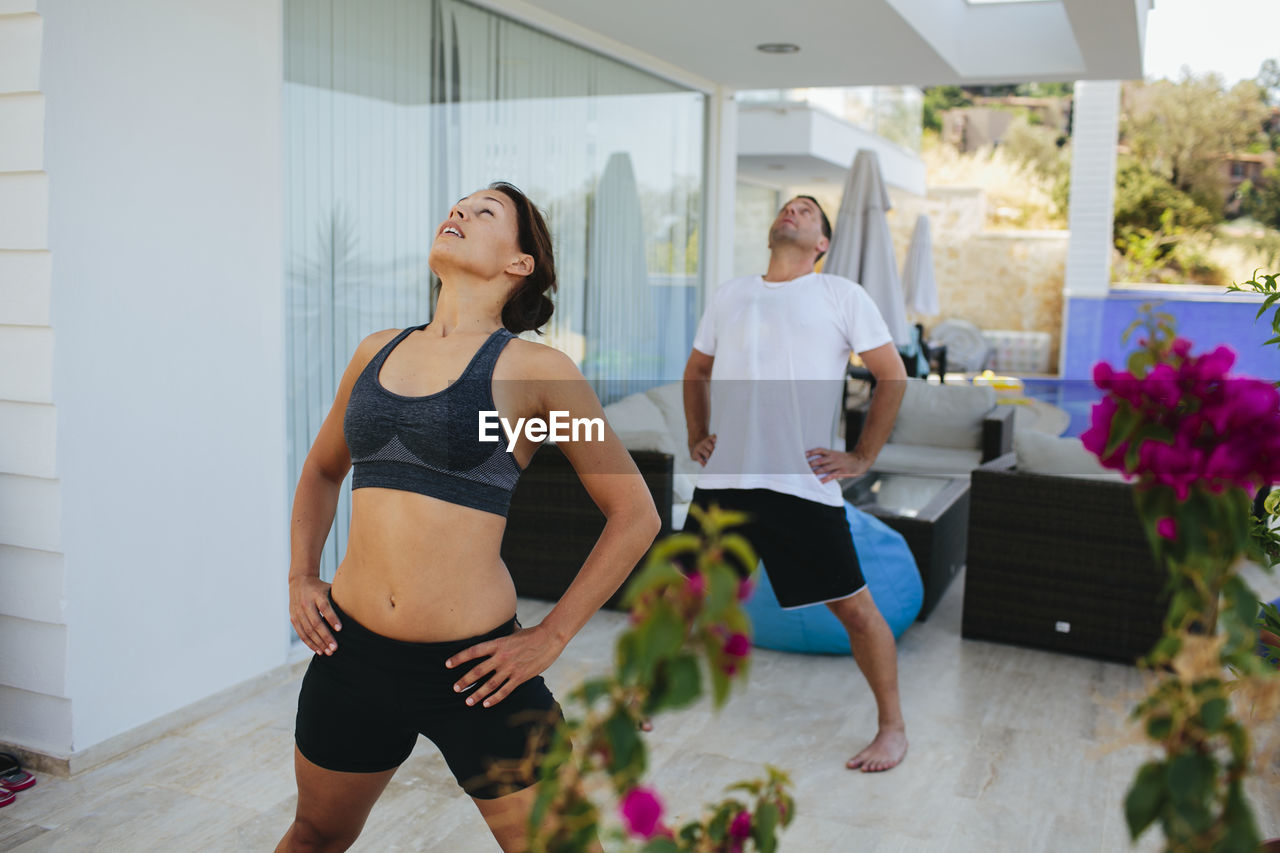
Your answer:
[1014,430,1126,481]
[889,380,996,450]
[603,388,698,504]
[871,444,984,477]
[603,392,669,440]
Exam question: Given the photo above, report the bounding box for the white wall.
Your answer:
[39,0,290,752]
[0,3,72,758]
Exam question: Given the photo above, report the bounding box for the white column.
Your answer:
[704,86,738,294]
[1063,80,1121,298]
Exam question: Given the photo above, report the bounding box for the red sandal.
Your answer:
[0,753,35,793]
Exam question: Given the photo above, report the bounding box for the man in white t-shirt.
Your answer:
[682,195,909,772]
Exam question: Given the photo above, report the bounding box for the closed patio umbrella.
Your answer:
[823,149,912,347]
[584,151,652,401]
[902,213,940,318]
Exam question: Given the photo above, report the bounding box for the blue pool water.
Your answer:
[1020,378,1101,438]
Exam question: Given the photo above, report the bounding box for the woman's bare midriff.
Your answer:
[330,488,519,642]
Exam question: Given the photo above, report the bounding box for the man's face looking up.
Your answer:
[768,196,829,258]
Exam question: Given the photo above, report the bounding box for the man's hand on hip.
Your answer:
[689,434,717,466]
[806,447,873,483]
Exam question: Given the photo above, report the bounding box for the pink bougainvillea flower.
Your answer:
[730,810,752,840]
[724,633,751,658]
[1156,517,1177,541]
[1081,396,1129,471]
[619,787,664,839]
[1171,337,1192,357]
[737,577,756,602]
[1142,363,1181,409]
[687,572,706,598]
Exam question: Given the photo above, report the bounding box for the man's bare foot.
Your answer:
[846,728,907,773]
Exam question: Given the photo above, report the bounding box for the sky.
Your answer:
[1142,0,1280,86]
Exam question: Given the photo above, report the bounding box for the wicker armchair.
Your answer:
[500,444,674,610]
[961,454,1166,663]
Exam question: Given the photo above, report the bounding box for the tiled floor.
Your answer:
[2,569,1277,852]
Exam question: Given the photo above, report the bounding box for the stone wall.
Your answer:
[887,186,1069,373]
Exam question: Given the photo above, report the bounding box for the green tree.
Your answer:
[1242,165,1280,229]
[1121,73,1270,220]
[921,85,972,132]
[1257,58,1280,106]
[1113,156,1216,236]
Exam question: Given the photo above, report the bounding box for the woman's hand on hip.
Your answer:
[289,575,342,655]
[445,624,564,708]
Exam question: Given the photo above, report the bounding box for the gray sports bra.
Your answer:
[343,324,523,517]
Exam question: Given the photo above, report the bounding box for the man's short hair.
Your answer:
[796,195,832,262]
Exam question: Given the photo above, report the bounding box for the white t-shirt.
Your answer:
[691,272,894,506]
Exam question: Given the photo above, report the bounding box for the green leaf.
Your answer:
[1198,696,1229,733]
[1218,781,1262,853]
[1165,753,1215,810]
[1127,349,1155,378]
[575,677,612,706]
[719,533,758,575]
[621,558,687,609]
[1125,761,1166,839]
[650,653,702,713]
[701,562,739,622]
[616,631,639,683]
[639,839,681,853]
[1145,715,1173,740]
[754,801,780,853]
[645,532,703,567]
[602,709,645,782]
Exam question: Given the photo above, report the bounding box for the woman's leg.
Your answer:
[473,785,539,853]
[275,747,398,853]
[473,786,602,853]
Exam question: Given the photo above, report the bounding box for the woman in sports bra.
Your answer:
[275,182,661,853]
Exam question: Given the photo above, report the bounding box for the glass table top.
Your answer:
[843,472,955,518]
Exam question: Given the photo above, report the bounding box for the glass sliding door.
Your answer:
[285,0,707,580]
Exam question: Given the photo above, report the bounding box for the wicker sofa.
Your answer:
[845,378,1015,477]
[501,444,674,610]
[961,452,1167,663]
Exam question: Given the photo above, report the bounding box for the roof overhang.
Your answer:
[737,103,927,194]
[476,0,1150,89]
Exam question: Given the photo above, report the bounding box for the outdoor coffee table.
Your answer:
[842,472,971,620]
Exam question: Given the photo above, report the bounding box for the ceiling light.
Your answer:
[756,43,800,54]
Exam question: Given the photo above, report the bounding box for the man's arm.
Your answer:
[807,341,907,483]
[683,348,716,465]
[849,342,907,464]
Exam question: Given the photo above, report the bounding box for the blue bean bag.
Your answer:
[744,502,923,654]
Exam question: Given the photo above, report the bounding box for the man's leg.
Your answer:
[826,589,908,772]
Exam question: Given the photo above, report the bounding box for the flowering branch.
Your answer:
[527,505,796,852]
[1082,306,1280,852]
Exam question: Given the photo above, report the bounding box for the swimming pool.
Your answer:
[1020,378,1101,438]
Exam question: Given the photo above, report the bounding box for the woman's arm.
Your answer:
[446,346,661,707]
[288,329,397,655]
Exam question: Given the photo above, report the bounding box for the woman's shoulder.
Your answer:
[353,327,401,359]
[500,336,584,381]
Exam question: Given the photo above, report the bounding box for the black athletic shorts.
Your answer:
[683,487,867,609]
[294,593,562,799]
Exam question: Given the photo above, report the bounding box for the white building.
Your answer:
[0,0,1148,772]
